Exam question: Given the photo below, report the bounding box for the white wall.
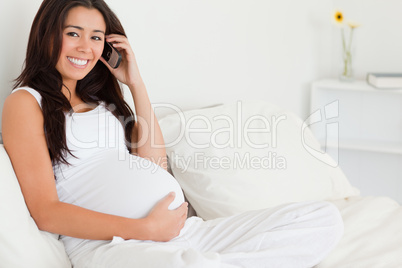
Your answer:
[1,0,402,130]
[108,0,334,118]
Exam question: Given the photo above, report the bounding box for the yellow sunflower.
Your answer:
[334,10,344,25]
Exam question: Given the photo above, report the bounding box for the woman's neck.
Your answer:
[61,80,96,113]
[61,80,77,101]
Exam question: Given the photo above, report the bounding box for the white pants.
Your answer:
[69,201,343,268]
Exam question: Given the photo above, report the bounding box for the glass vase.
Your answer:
[339,48,353,81]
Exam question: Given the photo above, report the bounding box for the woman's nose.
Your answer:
[77,38,91,53]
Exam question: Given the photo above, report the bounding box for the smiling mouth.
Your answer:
[67,57,89,66]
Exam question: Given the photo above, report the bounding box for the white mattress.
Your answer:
[317,196,402,268]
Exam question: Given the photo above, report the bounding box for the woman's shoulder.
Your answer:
[10,86,42,108]
[2,86,45,146]
[3,87,43,120]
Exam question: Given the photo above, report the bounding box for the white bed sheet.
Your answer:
[317,196,402,268]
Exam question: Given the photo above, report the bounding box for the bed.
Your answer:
[1,100,401,268]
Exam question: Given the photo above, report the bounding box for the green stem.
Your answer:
[341,28,346,54]
[348,28,354,54]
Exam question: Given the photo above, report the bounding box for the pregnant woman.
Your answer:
[2,0,343,267]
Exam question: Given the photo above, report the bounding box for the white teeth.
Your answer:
[68,57,88,66]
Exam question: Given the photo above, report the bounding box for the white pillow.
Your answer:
[0,145,71,268]
[159,101,360,220]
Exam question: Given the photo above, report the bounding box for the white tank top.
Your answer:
[12,87,185,255]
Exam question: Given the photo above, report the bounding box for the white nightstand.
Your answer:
[310,79,402,204]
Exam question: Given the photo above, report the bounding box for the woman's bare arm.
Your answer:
[129,81,168,169]
[1,91,186,241]
[100,35,168,170]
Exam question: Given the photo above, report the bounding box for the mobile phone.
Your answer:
[102,41,122,69]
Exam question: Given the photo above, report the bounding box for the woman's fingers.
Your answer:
[105,35,131,53]
[144,193,188,241]
[181,202,188,215]
[111,42,132,54]
[105,34,129,45]
[160,192,176,208]
[105,34,136,63]
[179,202,188,224]
[101,33,143,86]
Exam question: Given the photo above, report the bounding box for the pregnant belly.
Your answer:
[56,150,185,219]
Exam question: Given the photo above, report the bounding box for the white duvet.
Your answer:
[318,196,402,268]
[71,196,402,268]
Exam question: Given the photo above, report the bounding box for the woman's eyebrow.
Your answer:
[65,25,105,35]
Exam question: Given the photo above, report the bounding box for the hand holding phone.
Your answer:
[102,41,122,69]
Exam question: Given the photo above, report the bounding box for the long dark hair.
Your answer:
[14,0,135,165]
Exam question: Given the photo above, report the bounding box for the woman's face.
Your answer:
[56,6,106,86]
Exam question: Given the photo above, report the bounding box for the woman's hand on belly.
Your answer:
[143,192,188,242]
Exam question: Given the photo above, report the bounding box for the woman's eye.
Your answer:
[67,32,78,37]
[92,36,102,41]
